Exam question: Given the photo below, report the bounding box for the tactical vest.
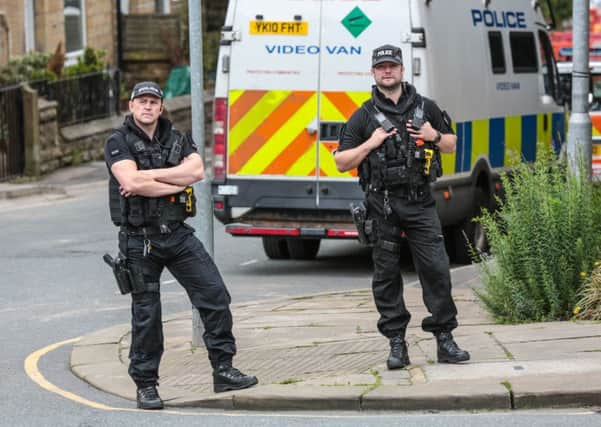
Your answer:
[109,129,196,228]
[358,94,441,193]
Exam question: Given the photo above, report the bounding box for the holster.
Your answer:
[103,252,134,295]
[350,201,376,246]
[103,231,149,295]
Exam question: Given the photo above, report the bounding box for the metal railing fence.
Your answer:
[0,84,24,181]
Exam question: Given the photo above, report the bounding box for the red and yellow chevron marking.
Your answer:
[319,91,370,177]
[227,89,369,177]
[591,113,601,138]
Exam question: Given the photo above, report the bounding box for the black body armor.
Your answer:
[358,87,442,194]
[109,128,195,228]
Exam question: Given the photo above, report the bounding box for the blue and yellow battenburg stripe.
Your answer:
[441,113,565,175]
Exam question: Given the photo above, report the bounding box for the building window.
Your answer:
[64,0,86,54]
[156,0,170,13]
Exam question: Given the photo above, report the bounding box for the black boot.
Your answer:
[436,332,470,363]
[213,363,258,393]
[386,336,410,369]
[136,385,164,410]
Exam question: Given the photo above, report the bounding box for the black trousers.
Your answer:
[120,223,236,387]
[367,190,458,339]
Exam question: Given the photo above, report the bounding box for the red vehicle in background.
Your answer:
[551,8,601,62]
[557,61,601,180]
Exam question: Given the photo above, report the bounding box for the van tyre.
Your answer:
[262,237,290,259]
[444,186,490,265]
[444,218,488,265]
[286,238,321,260]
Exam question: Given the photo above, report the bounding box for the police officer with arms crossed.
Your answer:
[105,82,258,410]
[335,46,470,370]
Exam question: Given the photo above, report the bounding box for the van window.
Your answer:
[488,31,505,74]
[510,32,538,73]
[537,30,561,103]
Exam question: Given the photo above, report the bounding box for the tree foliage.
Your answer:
[548,0,573,26]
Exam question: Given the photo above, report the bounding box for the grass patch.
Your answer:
[278,378,303,385]
[360,369,382,397]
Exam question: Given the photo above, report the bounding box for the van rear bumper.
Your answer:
[212,174,492,231]
[212,178,364,223]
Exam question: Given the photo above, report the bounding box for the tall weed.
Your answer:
[475,154,601,323]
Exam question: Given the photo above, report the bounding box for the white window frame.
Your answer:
[64,0,87,65]
[24,0,35,52]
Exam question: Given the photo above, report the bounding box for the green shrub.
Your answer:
[63,47,106,77]
[0,52,57,85]
[475,153,601,323]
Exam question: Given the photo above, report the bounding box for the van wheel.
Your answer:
[286,238,321,260]
[444,218,488,265]
[262,237,290,259]
[444,186,490,265]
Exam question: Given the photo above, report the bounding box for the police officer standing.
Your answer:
[105,82,258,410]
[335,46,470,370]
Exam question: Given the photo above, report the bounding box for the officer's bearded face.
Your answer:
[372,62,403,91]
[129,95,163,126]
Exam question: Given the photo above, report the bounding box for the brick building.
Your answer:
[0,1,118,67]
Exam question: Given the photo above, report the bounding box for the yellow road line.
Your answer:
[22,337,310,416]
[24,337,207,415]
[23,337,129,411]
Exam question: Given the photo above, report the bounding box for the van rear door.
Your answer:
[317,0,412,208]
[226,0,320,209]
[225,0,412,209]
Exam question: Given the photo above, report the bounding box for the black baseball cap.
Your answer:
[130,81,163,100]
[372,44,403,67]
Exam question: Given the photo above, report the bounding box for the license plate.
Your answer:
[217,185,238,196]
[249,21,308,35]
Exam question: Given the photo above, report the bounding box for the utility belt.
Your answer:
[386,183,430,200]
[120,221,182,236]
[368,182,430,200]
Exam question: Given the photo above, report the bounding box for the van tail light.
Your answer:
[213,97,228,183]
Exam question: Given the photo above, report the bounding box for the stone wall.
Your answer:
[0,0,25,59]
[38,98,61,174]
[35,92,212,175]
[85,1,117,66]
[34,0,64,55]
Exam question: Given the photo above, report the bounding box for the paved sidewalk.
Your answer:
[0,161,108,200]
[71,276,601,411]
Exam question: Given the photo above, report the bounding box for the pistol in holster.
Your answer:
[103,252,134,295]
[350,201,376,246]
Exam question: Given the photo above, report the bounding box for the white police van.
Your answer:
[211,0,564,263]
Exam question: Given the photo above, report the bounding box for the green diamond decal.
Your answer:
[341,7,372,38]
